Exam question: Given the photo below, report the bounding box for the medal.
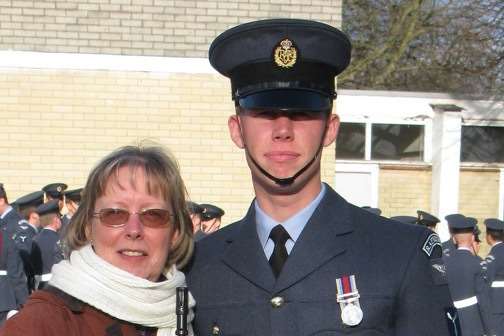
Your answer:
[341,303,363,326]
[336,275,363,326]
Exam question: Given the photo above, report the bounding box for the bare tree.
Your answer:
[341,0,503,97]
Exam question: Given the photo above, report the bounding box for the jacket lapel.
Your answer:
[274,187,354,292]
[222,204,276,292]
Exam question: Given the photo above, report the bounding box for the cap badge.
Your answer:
[336,275,363,327]
[273,38,297,68]
[56,186,62,192]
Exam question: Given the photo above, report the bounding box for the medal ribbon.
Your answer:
[336,275,358,302]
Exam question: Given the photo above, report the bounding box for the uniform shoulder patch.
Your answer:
[422,233,441,257]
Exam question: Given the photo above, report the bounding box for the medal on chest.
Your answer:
[336,275,363,327]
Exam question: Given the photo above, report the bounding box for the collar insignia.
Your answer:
[273,38,297,68]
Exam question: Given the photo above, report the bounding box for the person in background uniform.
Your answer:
[186,18,456,336]
[31,200,64,289]
[417,210,440,232]
[42,183,67,207]
[0,229,28,326]
[473,225,483,258]
[12,191,44,294]
[443,222,458,259]
[187,201,204,234]
[482,218,504,335]
[195,203,225,241]
[0,184,22,237]
[444,214,490,335]
[389,215,417,225]
[60,188,82,237]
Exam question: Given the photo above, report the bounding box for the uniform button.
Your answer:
[270,296,284,308]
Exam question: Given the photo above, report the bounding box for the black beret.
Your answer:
[209,18,351,112]
[186,201,204,215]
[36,199,60,216]
[484,218,504,231]
[417,210,440,227]
[42,183,68,199]
[200,204,225,221]
[14,191,44,210]
[64,188,83,202]
[445,214,476,230]
[390,216,418,225]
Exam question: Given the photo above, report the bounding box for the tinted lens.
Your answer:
[139,209,171,227]
[99,208,129,227]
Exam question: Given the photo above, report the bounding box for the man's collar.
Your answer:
[256,183,326,248]
[0,205,13,219]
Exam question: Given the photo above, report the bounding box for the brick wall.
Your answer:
[0,68,336,223]
[378,167,432,218]
[0,0,343,57]
[459,169,500,255]
[377,167,500,256]
[0,0,344,223]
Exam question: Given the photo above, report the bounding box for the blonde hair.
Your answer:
[65,145,193,268]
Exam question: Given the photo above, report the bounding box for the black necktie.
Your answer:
[269,225,290,277]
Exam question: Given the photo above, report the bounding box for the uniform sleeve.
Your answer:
[395,230,456,335]
[475,260,493,334]
[6,238,28,307]
[52,241,64,265]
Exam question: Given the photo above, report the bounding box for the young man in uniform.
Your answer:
[417,210,440,232]
[482,218,504,335]
[186,19,456,335]
[0,226,28,326]
[12,191,44,293]
[0,184,22,236]
[31,200,64,289]
[198,204,225,237]
[444,214,490,335]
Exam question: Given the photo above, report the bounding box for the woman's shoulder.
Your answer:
[0,288,84,336]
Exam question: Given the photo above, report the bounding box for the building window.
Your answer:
[461,126,504,163]
[371,124,424,161]
[336,122,366,159]
[337,122,425,162]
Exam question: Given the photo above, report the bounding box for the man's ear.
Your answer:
[228,115,245,149]
[323,113,340,147]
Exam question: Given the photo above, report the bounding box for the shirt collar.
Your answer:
[457,246,473,252]
[0,205,13,219]
[256,183,326,249]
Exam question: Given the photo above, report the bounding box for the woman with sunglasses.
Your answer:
[1,145,195,336]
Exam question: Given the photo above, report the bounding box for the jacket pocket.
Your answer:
[295,294,394,336]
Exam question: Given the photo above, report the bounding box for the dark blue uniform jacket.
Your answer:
[186,185,455,336]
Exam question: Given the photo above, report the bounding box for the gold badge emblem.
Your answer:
[274,38,297,68]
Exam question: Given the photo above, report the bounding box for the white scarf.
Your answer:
[49,244,195,336]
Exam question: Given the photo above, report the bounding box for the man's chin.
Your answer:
[253,174,303,195]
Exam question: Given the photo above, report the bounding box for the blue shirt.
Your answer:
[256,183,326,259]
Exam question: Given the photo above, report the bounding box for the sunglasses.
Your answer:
[92,208,174,228]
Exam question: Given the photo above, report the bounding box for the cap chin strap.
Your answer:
[239,118,328,187]
[246,145,323,186]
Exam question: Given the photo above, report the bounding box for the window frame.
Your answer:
[337,118,431,164]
